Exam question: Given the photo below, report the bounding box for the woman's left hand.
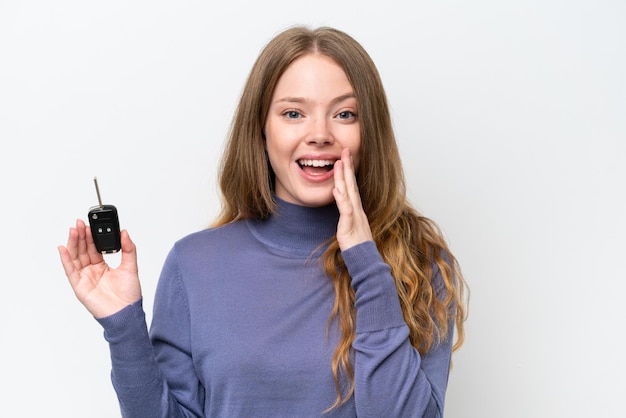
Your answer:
[333,148,374,251]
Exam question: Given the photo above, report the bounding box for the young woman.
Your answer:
[59,26,468,417]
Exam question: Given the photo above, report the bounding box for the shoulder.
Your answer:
[166,220,252,262]
[157,220,255,284]
[177,220,247,245]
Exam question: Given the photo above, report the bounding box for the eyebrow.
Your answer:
[273,92,356,106]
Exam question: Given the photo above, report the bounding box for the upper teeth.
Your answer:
[299,159,335,167]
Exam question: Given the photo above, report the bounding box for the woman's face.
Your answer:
[264,53,361,208]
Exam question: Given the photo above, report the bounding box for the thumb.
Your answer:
[119,230,138,273]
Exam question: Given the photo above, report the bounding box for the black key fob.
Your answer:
[88,178,121,254]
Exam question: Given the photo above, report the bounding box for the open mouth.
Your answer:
[297,159,336,174]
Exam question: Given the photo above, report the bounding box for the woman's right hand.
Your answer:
[58,219,142,319]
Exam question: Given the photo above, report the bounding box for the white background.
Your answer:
[1,1,624,417]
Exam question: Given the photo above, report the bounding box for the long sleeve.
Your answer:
[93,199,456,417]
[96,246,203,417]
[343,241,453,418]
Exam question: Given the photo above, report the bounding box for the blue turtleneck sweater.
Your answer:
[97,198,453,417]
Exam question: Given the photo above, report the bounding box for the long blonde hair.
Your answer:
[213,25,468,408]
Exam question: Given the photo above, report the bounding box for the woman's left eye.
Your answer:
[337,111,356,120]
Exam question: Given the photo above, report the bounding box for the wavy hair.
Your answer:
[212,25,468,409]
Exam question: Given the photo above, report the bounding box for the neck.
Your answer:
[247,197,339,256]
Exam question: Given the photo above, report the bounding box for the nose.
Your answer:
[306,116,334,146]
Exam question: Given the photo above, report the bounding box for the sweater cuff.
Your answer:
[342,241,406,333]
[96,299,160,386]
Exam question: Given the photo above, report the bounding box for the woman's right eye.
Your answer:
[284,110,301,119]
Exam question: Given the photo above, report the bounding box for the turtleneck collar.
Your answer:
[246,197,339,257]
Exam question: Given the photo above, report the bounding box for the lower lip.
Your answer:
[297,164,335,183]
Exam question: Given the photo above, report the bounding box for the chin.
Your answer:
[295,190,335,208]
